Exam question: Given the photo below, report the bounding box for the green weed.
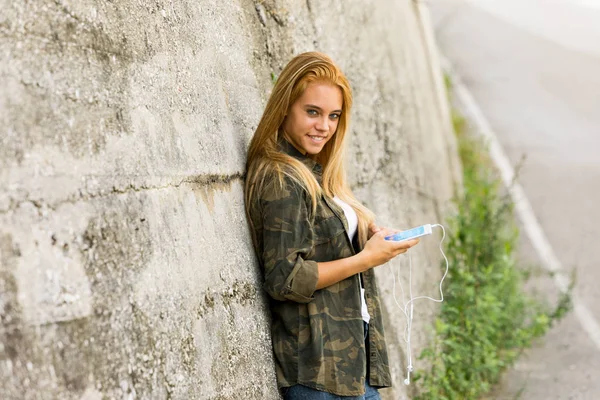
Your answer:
[413,90,572,399]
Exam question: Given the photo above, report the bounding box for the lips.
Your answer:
[308,135,326,142]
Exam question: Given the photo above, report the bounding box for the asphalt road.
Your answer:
[428,0,600,398]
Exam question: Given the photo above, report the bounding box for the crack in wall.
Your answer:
[52,0,84,23]
[305,0,319,47]
[0,172,245,216]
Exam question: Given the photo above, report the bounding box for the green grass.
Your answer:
[413,79,572,399]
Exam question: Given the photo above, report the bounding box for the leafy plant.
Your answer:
[413,88,572,399]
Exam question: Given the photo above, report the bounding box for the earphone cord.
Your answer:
[390,224,448,385]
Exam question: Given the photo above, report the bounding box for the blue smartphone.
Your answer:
[385,224,432,241]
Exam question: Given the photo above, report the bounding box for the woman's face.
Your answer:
[282,82,343,156]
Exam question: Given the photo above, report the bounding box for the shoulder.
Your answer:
[246,160,312,216]
[260,171,308,205]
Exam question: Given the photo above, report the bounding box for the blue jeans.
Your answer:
[282,380,381,399]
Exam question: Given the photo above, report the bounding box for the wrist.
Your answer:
[355,250,373,272]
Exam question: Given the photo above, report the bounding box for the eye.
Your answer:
[307,109,318,116]
[330,113,341,120]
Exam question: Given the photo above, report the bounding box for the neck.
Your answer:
[280,132,307,156]
[289,141,307,156]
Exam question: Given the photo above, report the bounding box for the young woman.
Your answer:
[244,52,419,399]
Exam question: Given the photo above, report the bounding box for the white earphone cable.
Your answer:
[390,224,448,385]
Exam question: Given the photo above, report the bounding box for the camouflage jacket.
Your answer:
[247,140,392,396]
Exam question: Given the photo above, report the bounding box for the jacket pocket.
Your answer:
[313,216,346,245]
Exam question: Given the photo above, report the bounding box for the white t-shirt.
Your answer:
[332,196,371,325]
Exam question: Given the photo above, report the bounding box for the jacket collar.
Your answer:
[279,138,323,176]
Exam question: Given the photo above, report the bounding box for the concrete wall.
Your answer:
[0,0,460,399]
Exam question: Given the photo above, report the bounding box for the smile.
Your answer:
[308,135,326,142]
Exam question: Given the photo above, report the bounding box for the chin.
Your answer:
[303,140,328,155]
[305,145,326,156]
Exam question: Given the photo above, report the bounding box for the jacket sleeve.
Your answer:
[260,178,318,303]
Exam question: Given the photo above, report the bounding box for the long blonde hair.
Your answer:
[245,51,375,247]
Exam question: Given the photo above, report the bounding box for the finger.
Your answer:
[394,248,408,256]
[390,240,415,250]
[380,228,398,237]
[379,226,400,234]
[375,230,392,239]
[405,238,420,247]
[391,237,420,248]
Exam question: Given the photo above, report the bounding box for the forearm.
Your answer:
[316,252,373,290]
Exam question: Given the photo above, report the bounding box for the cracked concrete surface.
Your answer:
[0,173,244,215]
[0,0,460,399]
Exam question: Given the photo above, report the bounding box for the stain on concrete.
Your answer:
[0,233,48,399]
[76,197,165,398]
[190,173,242,212]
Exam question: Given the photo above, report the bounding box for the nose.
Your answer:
[316,116,329,132]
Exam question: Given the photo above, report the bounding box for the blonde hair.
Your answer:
[245,51,375,247]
